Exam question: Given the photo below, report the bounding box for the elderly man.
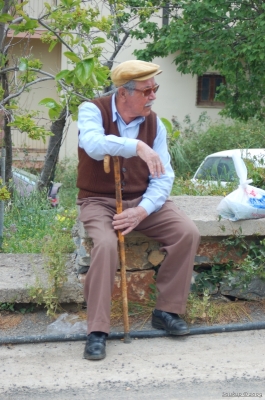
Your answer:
[77,60,200,361]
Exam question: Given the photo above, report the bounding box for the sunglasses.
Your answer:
[133,84,159,97]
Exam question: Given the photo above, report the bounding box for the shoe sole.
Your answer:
[152,321,190,336]
[83,352,106,360]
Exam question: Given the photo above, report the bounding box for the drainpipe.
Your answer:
[1,321,265,345]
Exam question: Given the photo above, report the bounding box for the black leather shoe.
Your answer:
[151,309,190,335]
[83,332,107,360]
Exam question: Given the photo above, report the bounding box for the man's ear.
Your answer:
[118,87,127,100]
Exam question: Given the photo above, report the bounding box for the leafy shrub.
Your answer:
[168,114,265,178]
[54,157,78,208]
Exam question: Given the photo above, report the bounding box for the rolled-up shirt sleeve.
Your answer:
[138,117,175,215]
[78,101,138,160]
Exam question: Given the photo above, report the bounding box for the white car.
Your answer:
[191,149,265,187]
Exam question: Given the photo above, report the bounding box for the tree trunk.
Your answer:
[3,113,12,183]
[2,72,12,183]
[38,107,67,191]
[0,0,15,181]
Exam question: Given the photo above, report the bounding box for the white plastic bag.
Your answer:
[46,313,87,335]
[217,152,265,221]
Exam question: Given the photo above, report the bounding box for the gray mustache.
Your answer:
[145,101,154,107]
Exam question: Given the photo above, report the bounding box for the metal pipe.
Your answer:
[1,321,265,345]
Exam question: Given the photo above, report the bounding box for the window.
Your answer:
[196,74,225,107]
[194,156,237,182]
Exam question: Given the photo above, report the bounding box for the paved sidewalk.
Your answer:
[0,330,265,399]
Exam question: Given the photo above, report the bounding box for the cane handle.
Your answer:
[104,154,110,173]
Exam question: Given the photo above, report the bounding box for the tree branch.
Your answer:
[36,19,74,53]
[0,76,54,106]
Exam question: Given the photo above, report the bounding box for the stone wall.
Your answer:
[73,196,265,303]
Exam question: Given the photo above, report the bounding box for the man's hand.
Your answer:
[136,141,165,178]
[112,206,148,235]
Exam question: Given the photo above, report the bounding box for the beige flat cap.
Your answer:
[111,60,162,87]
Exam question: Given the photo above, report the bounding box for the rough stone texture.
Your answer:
[195,238,247,265]
[0,254,84,304]
[112,270,156,302]
[124,242,151,271]
[148,250,165,266]
[221,275,265,300]
[78,269,156,302]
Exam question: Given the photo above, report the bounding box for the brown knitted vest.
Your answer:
[77,95,157,200]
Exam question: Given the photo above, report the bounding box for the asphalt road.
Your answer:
[0,329,265,399]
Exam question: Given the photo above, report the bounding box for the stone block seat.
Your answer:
[76,196,265,303]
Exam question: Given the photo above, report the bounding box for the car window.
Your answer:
[194,156,238,182]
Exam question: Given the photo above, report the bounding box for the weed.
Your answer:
[183,291,251,325]
[0,302,35,314]
[28,216,76,316]
[0,302,15,312]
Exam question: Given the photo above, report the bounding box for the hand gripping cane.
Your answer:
[104,155,131,343]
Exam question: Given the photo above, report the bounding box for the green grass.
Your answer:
[2,158,78,254]
[171,177,237,197]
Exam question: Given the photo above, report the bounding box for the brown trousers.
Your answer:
[78,197,201,334]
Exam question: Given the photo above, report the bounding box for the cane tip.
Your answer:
[123,333,132,344]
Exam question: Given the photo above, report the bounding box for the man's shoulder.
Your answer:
[91,95,112,107]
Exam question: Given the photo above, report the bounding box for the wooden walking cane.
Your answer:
[104,154,131,343]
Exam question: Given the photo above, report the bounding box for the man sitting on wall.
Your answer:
[77,59,201,360]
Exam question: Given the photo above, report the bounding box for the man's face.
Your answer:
[124,77,158,119]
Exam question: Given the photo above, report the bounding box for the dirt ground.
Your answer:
[1,298,265,339]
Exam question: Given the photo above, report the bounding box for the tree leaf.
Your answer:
[161,118,173,134]
[55,70,71,80]
[63,51,81,63]
[0,13,13,23]
[75,59,94,86]
[48,108,61,120]
[39,98,60,109]
[24,20,39,30]
[48,41,58,52]
[91,37,105,45]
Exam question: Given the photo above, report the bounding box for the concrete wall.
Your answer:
[8,37,61,155]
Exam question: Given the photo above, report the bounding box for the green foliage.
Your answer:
[133,0,265,121]
[0,302,15,312]
[167,114,265,178]
[28,224,75,316]
[54,157,78,208]
[38,98,61,120]
[0,179,10,201]
[192,235,265,295]
[192,263,234,295]
[8,113,53,142]
[2,158,78,315]
[0,302,35,314]
[171,177,237,196]
[2,158,78,253]
[3,189,57,253]
[229,237,265,289]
